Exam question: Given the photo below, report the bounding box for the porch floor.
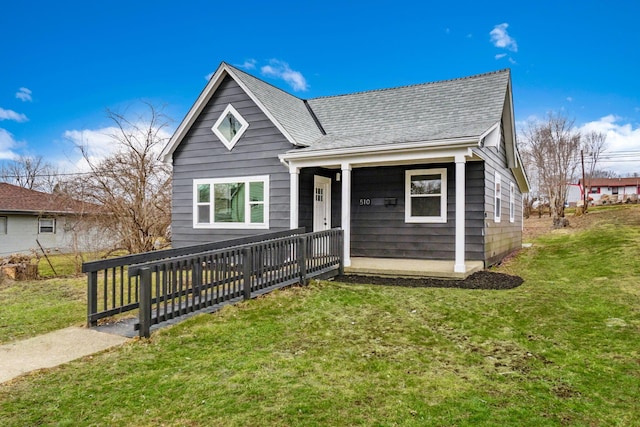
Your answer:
[344,258,484,280]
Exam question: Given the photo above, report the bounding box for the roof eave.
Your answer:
[280,137,480,162]
[160,63,231,163]
[0,209,82,215]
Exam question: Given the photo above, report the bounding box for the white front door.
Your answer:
[313,176,331,232]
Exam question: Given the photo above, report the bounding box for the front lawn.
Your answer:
[1,206,638,426]
[0,276,86,343]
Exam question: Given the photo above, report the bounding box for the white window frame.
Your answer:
[0,216,7,234]
[211,104,249,151]
[193,175,269,229]
[509,182,515,223]
[494,172,502,223]
[38,217,56,234]
[405,168,447,223]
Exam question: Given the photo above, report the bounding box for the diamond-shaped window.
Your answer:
[212,104,249,150]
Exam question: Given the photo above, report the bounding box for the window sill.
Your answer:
[193,223,269,230]
[405,217,447,224]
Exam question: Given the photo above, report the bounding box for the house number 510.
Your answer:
[359,198,371,206]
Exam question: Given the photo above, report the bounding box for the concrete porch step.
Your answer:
[344,258,484,279]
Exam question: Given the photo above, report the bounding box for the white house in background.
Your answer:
[573,177,640,205]
[0,182,106,257]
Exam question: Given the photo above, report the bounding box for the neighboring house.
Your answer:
[160,62,530,276]
[0,182,105,257]
[576,177,640,204]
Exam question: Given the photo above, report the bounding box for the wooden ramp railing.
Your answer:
[83,228,343,337]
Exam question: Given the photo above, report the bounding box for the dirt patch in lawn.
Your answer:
[335,271,523,290]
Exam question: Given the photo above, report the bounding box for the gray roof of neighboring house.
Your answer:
[225,64,510,152]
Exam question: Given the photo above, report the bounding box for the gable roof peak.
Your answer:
[224,62,306,102]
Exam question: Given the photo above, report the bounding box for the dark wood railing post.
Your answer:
[242,247,252,300]
[87,270,98,327]
[192,258,202,292]
[139,267,152,338]
[298,236,308,285]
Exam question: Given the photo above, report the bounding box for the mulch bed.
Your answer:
[334,270,524,290]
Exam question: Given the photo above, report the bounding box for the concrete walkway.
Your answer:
[0,327,130,384]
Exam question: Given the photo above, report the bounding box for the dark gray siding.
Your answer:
[171,75,293,247]
[348,163,485,261]
[477,122,524,266]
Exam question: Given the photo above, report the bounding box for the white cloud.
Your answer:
[261,59,309,92]
[16,87,32,102]
[490,23,518,52]
[495,53,507,60]
[239,59,257,69]
[63,124,172,172]
[578,115,640,175]
[205,58,258,81]
[0,107,28,122]
[64,127,120,168]
[0,128,19,160]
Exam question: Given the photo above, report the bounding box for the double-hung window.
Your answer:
[405,168,447,223]
[509,182,515,223]
[0,216,7,234]
[194,176,269,229]
[39,218,56,233]
[494,172,502,223]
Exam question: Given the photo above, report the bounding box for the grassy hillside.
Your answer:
[1,205,638,426]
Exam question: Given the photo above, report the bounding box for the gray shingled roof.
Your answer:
[301,69,510,152]
[227,66,510,152]
[228,65,324,147]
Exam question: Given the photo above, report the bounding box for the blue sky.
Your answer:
[1,0,639,175]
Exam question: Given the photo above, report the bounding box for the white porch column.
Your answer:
[289,165,299,229]
[454,155,466,273]
[341,162,352,267]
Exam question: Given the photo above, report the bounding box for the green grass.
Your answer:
[0,253,88,343]
[37,252,96,278]
[0,277,86,343]
[1,206,639,426]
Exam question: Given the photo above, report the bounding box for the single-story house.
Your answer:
[0,182,106,257]
[577,177,640,204]
[160,62,530,277]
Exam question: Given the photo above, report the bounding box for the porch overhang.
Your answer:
[279,139,480,276]
[279,137,480,169]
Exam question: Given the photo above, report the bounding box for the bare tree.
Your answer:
[591,169,618,179]
[522,112,581,226]
[581,131,607,212]
[71,103,172,254]
[0,155,59,191]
